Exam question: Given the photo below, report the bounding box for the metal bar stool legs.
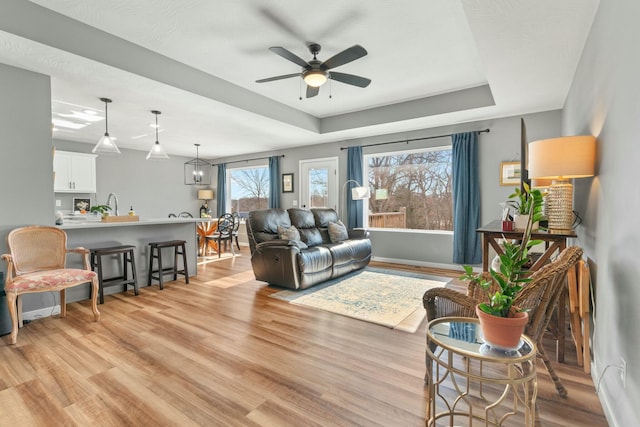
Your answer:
[147,240,189,289]
[90,245,139,304]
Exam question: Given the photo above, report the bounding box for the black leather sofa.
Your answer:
[246,208,371,289]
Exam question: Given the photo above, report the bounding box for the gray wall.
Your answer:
[562,0,639,424]
[213,110,562,267]
[0,63,54,312]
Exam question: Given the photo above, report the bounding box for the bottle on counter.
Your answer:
[129,206,136,216]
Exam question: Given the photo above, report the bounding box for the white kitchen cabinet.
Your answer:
[54,151,97,193]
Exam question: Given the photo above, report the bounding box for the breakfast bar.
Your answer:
[58,218,202,303]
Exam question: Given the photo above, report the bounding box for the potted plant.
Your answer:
[461,184,545,349]
[90,205,111,219]
[507,182,543,230]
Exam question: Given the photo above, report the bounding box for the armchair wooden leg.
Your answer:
[7,292,18,345]
[60,289,67,317]
[90,277,101,321]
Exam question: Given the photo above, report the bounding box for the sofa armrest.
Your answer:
[348,229,370,240]
[256,239,308,250]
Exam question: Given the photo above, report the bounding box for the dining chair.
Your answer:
[231,212,241,250]
[1,226,101,344]
[212,213,235,258]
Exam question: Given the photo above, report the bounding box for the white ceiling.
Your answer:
[0,0,599,159]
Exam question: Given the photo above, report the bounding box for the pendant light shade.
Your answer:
[184,143,211,185]
[92,97,121,155]
[146,110,169,160]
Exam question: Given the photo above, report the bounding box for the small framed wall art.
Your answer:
[282,173,294,193]
[499,161,521,186]
[73,198,91,213]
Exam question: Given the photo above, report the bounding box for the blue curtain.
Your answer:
[346,146,364,229]
[216,163,226,215]
[452,132,482,264]
[268,156,280,208]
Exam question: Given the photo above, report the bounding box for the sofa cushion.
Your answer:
[288,208,323,246]
[312,208,339,228]
[328,220,349,243]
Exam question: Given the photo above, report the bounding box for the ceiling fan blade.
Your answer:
[256,73,300,83]
[306,85,319,98]
[322,45,367,70]
[259,8,307,44]
[329,72,371,88]
[269,47,309,68]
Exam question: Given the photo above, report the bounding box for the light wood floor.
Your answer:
[0,249,607,426]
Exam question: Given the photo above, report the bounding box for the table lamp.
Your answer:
[198,189,214,218]
[528,136,596,231]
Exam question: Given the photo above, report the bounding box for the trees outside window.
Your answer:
[365,147,453,231]
[227,166,269,214]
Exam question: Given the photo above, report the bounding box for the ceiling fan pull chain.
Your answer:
[329,75,333,99]
[299,77,303,100]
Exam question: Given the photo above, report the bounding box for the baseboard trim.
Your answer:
[23,305,61,322]
[371,256,459,271]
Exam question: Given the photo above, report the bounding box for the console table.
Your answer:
[476,220,576,363]
[426,317,537,426]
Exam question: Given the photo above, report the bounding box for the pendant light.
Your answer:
[184,143,211,185]
[92,97,121,155]
[146,110,169,160]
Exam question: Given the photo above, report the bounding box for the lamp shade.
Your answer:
[528,136,596,179]
[198,190,214,200]
[351,186,370,200]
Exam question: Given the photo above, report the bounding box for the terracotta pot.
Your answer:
[476,305,529,350]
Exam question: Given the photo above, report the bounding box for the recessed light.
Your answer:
[57,111,104,122]
[51,118,88,129]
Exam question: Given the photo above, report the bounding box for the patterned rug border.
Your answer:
[269,267,448,332]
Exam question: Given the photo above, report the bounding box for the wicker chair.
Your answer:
[423,246,583,397]
[1,226,101,344]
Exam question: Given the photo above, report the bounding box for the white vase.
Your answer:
[513,214,539,231]
[514,214,529,230]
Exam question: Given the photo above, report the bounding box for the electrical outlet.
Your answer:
[620,358,627,388]
[292,200,298,206]
[55,199,61,207]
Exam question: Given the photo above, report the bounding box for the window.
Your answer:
[365,147,453,231]
[227,166,269,214]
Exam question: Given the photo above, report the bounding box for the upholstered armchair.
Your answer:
[423,246,583,397]
[1,226,101,344]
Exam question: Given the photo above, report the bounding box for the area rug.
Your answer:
[270,268,447,333]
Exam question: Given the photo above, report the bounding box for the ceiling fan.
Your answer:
[256,43,371,98]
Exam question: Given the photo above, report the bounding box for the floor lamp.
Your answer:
[528,136,596,232]
[342,179,370,223]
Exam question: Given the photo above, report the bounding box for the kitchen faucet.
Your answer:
[106,192,119,216]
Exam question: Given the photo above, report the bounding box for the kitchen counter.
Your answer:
[60,218,203,304]
[59,217,207,229]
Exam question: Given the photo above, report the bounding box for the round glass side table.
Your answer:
[426,317,537,426]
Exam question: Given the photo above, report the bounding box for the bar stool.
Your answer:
[147,240,189,289]
[90,245,139,304]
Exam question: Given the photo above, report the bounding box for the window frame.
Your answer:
[225,164,270,214]
[363,144,454,233]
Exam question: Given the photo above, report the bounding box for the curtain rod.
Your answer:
[212,154,284,167]
[339,129,490,151]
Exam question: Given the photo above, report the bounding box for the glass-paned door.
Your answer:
[300,157,338,210]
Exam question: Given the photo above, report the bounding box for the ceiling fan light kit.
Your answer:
[257,42,370,98]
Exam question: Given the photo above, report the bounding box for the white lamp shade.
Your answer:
[146,141,169,160]
[92,133,120,155]
[351,186,370,200]
[528,136,596,179]
[198,190,214,200]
